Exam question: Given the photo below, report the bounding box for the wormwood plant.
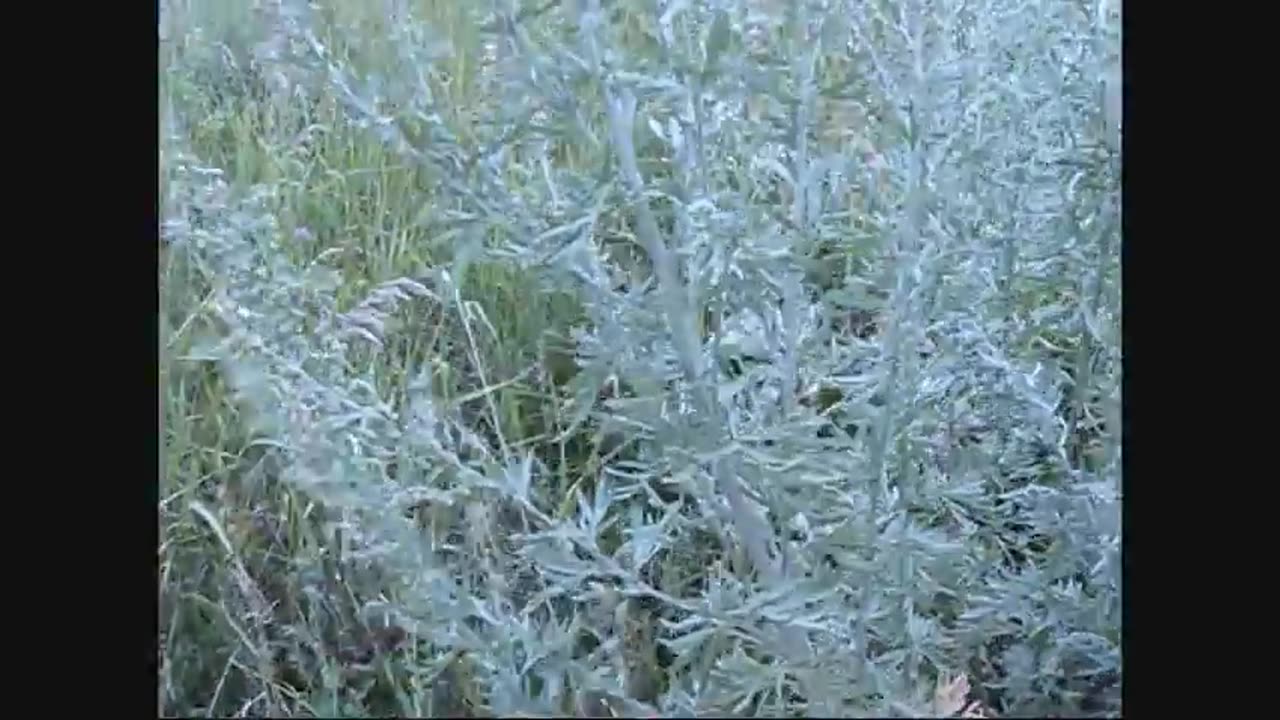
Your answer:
[160,0,1120,716]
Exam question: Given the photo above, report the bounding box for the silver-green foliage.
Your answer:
[163,0,1120,715]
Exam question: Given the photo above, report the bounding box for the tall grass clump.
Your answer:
[159,0,1121,716]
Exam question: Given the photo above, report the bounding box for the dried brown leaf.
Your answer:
[933,673,971,717]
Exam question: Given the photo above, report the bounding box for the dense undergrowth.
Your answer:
[159,0,1122,716]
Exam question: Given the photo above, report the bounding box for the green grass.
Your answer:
[160,0,1121,716]
[160,5,610,714]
